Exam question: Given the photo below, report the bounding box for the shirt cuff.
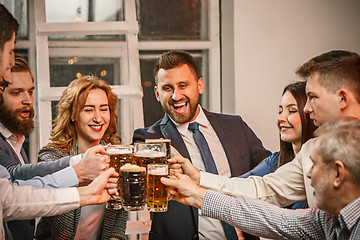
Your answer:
[69,154,82,166]
[202,190,232,221]
[199,171,222,191]
[54,167,79,187]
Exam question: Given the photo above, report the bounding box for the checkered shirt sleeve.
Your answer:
[202,190,326,239]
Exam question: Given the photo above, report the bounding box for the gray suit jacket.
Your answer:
[133,110,271,240]
[0,133,71,240]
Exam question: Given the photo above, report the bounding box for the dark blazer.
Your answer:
[0,133,70,240]
[133,110,271,240]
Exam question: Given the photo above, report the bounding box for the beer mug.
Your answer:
[133,142,167,166]
[145,139,171,159]
[106,145,134,210]
[147,163,169,212]
[119,163,147,211]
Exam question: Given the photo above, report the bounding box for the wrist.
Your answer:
[195,168,201,185]
[193,187,207,209]
[73,163,84,185]
[77,186,95,206]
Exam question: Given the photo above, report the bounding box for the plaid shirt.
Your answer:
[202,190,360,239]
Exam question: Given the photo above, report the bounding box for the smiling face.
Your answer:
[154,64,204,124]
[0,70,35,136]
[277,91,302,148]
[74,88,110,148]
[0,32,16,90]
[304,72,342,127]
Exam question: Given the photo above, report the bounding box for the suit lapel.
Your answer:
[0,132,24,165]
[159,114,191,160]
[21,148,30,164]
[204,110,240,177]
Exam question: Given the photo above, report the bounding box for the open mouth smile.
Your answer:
[89,125,104,132]
[172,102,188,114]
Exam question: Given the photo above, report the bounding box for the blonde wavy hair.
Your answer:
[47,75,121,152]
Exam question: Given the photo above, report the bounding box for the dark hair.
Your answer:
[11,55,34,82]
[296,50,360,103]
[153,50,199,84]
[278,81,317,167]
[0,4,19,50]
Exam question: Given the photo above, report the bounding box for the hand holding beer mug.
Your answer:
[119,163,147,211]
[106,145,134,210]
[147,163,169,212]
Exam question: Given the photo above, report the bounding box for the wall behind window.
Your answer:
[229,0,360,152]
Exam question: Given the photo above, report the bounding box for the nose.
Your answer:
[22,92,33,105]
[171,88,183,101]
[93,110,102,122]
[2,69,13,85]
[277,111,287,123]
[304,98,312,113]
[306,167,312,180]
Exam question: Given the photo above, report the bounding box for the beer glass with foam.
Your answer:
[147,163,169,212]
[133,142,167,166]
[119,163,147,211]
[106,145,134,210]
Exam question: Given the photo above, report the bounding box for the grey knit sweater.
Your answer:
[34,144,127,240]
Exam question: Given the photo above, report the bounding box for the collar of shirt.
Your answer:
[171,105,209,136]
[339,196,360,230]
[0,122,25,146]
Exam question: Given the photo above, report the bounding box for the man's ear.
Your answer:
[154,86,160,102]
[333,160,346,188]
[339,89,349,110]
[198,78,205,94]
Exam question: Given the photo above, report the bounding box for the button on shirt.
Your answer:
[0,122,26,165]
[172,106,230,240]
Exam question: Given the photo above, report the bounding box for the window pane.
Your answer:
[45,0,124,22]
[2,0,28,39]
[139,50,207,127]
[137,0,209,40]
[49,57,121,87]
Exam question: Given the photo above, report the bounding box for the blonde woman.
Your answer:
[35,75,127,240]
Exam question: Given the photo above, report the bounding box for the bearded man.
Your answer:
[132,50,271,240]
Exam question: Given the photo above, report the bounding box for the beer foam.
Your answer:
[107,146,133,155]
[148,167,168,175]
[134,149,166,158]
[120,163,146,172]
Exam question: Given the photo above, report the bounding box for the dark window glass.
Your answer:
[49,57,120,87]
[136,0,209,40]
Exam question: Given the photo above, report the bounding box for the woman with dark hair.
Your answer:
[35,75,127,240]
[240,81,317,208]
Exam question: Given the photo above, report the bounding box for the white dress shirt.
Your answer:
[172,106,229,240]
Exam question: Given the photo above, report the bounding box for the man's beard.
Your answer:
[0,97,35,136]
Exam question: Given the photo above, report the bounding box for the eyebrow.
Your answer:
[7,86,35,91]
[84,104,109,107]
[278,103,297,108]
